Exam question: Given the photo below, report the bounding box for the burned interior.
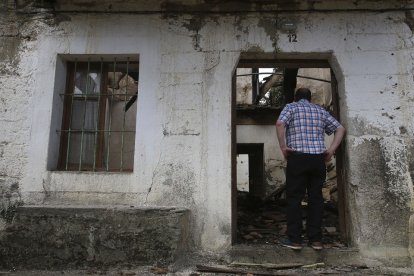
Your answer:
[233,59,347,248]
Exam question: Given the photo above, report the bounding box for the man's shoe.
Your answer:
[309,241,323,250]
[280,239,303,250]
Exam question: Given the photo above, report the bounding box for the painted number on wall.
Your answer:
[288,33,298,43]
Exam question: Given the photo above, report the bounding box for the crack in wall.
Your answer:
[145,138,165,204]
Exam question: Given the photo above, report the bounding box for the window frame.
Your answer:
[57,58,138,172]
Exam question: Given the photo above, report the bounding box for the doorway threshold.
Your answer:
[229,244,363,267]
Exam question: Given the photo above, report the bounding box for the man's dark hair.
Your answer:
[294,88,312,102]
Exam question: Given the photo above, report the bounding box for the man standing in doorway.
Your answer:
[276,88,346,250]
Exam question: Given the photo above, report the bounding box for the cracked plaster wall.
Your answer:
[0,3,44,228]
[1,3,414,263]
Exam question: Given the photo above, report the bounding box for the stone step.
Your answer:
[0,205,190,269]
[228,244,364,267]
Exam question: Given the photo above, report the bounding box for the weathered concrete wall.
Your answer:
[236,154,249,192]
[237,125,285,197]
[0,2,36,229]
[347,137,413,266]
[0,206,189,269]
[1,0,414,265]
[236,68,253,105]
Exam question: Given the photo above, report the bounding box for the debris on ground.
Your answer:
[237,191,346,247]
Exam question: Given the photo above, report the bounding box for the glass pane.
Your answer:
[104,131,135,171]
[74,65,101,95]
[67,133,95,169]
[70,101,99,131]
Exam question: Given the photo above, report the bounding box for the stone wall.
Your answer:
[0,206,190,269]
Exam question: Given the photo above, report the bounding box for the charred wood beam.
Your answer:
[124,92,137,111]
[255,74,283,105]
[251,68,259,103]
[196,264,296,275]
[283,68,298,104]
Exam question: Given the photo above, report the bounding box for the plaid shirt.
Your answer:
[278,99,342,154]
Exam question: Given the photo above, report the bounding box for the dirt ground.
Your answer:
[2,265,414,276]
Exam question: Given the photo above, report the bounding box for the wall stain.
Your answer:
[158,162,197,206]
[404,10,414,34]
[165,15,219,52]
[349,137,410,246]
[348,116,388,136]
[0,179,23,223]
[380,138,412,210]
[234,15,249,34]
[258,16,280,53]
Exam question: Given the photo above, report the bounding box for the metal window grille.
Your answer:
[58,58,138,172]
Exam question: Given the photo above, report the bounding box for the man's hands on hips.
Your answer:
[324,148,335,162]
[324,126,346,162]
[280,145,296,159]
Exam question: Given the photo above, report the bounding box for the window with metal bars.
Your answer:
[58,58,138,172]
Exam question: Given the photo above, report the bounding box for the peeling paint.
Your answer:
[163,128,200,136]
[0,178,23,223]
[204,51,220,71]
[380,138,413,209]
[348,117,384,137]
[155,162,197,206]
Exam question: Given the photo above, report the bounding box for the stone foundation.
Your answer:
[0,206,190,269]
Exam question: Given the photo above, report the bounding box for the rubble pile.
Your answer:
[237,191,346,248]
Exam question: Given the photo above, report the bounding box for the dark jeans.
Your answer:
[286,153,326,243]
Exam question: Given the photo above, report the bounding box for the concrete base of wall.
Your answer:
[0,205,190,269]
[228,244,413,268]
[228,244,365,266]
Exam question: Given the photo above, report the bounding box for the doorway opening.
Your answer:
[231,58,348,248]
[237,144,265,197]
